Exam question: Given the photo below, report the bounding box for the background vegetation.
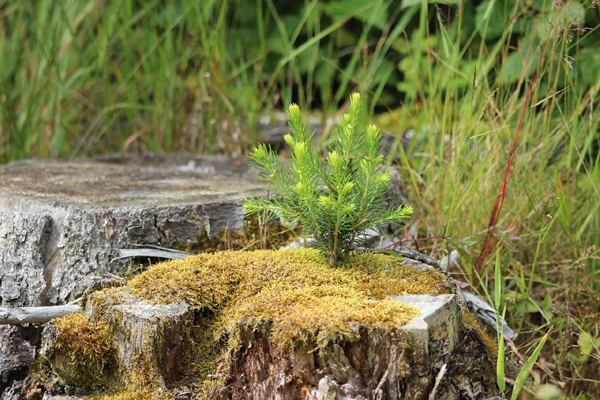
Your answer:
[0,0,599,397]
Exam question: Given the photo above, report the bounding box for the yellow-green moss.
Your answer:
[181,313,223,372]
[463,310,499,362]
[48,313,117,391]
[89,390,154,400]
[125,248,449,349]
[47,248,451,398]
[229,285,420,348]
[128,249,449,306]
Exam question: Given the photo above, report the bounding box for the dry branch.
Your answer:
[0,305,81,324]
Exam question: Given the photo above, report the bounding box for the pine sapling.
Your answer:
[244,93,413,266]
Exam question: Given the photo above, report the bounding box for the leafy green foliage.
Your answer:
[244,93,413,266]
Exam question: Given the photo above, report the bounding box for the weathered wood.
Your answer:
[0,212,52,308]
[114,247,191,261]
[461,289,517,340]
[30,291,192,399]
[0,305,82,325]
[84,290,192,387]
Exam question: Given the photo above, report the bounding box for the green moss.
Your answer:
[47,313,117,392]
[43,248,451,398]
[125,248,449,349]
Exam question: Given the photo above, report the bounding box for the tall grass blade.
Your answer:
[510,328,551,400]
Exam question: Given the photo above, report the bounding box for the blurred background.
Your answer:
[0,0,599,397]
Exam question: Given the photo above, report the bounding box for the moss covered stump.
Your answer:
[27,249,499,399]
[227,294,497,400]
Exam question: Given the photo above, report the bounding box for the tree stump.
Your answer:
[26,249,499,400]
[0,155,263,308]
[0,155,450,400]
[32,291,498,400]
[227,294,498,400]
[0,154,265,397]
[0,154,408,309]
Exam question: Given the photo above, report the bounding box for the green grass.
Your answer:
[391,1,600,396]
[1,0,599,397]
[0,0,258,160]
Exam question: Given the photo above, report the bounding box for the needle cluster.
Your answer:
[244,93,413,267]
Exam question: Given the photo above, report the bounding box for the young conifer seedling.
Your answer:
[244,93,413,267]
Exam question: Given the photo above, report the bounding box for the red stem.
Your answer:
[472,71,537,281]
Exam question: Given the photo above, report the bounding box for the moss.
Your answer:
[125,248,449,349]
[128,248,449,307]
[179,311,229,399]
[462,310,499,362]
[47,313,117,392]
[42,248,451,398]
[228,285,420,348]
[181,312,221,375]
[89,390,154,400]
